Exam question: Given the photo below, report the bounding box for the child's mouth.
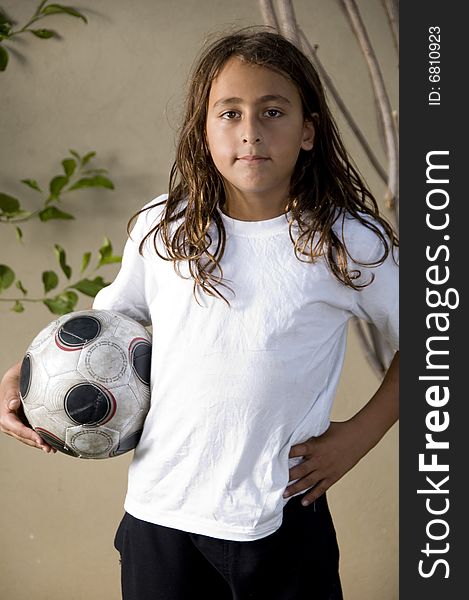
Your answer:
[237,155,269,162]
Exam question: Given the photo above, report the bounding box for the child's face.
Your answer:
[205,57,315,211]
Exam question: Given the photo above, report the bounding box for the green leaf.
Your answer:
[49,175,68,199]
[30,29,55,39]
[43,298,66,315]
[69,276,107,297]
[39,206,74,221]
[98,237,121,267]
[54,244,72,279]
[35,1,49,16]
[0,44,8,72]
[81,251,91,273]
[43,291,78,316]
[0,21,11,36]
[99,255,121,266]
[0,10,12,26]
[0,192,20,214]
[41,5,88,24]
[0,265,14,290]
[99,237,112,258]
[15,226,23,242]
[62,158,76,178]
[12,300,24,313]
[0,264,15,291]
[42,270,59,293]
[81,151,96,166]
[69,149,81,162]
[21,179,42,192]
[68,175,114,191]
[16,280,28,296]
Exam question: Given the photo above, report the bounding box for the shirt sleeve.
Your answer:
[92,196,166,326]
[348,220,399,351]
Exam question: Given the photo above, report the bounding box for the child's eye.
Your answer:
[264,109,283,118]
[221,111,240,119]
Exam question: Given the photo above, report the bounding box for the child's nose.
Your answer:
[242,132,261,144]
[242,117,261,144]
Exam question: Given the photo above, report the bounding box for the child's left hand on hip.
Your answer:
[283,420,370,506]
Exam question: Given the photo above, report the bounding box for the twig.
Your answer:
[300,30,387,185]
[258,0,280,31]
[339,0,399,212]
[274,0,302,48]
[0,297,42,303]
[381,0,399,53]
[389,109,399,223]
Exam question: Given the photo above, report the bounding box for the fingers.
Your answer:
[283,471,331,506]
[7,395,21,414]
[0,362,54,453]
[0,409,50,451]
[284,449,333,504]
[288,457,316,481]
[285,423,354,506]
[288,442,309,458]
[289,433,322,458]
[300,484,329,507]
[0,384,55,453]
[283,469,323,498]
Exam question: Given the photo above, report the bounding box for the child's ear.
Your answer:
[301,113,318,151]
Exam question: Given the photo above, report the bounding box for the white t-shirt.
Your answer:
[93,194,399,541]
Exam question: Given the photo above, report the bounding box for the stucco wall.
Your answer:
[0,1,398,598]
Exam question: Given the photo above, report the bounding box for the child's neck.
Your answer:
[221,191,288,222]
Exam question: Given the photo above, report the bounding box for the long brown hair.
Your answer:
[131,28,398,305]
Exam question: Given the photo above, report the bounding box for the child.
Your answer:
[0,28,398,599]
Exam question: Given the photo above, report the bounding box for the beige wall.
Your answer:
[0,1,398,598]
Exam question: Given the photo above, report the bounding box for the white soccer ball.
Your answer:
[19,309,152,459]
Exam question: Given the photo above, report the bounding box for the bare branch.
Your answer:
[388,80,399,227]
[300,30,387,185]
[339,0,399,211]
[381,0,399,53]
[275,0,301,47]
[258,0,280,31]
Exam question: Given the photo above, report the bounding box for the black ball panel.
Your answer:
[36,428,79,457]
[19,354,32,399]
[111,429,143,456]
[131,341,151,385]
[57,316,101,349]
[64,383,113,425]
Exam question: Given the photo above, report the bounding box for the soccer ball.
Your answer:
[19,309,152,459]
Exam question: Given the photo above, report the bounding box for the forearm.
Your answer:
[349,351,399,452]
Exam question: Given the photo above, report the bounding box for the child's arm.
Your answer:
[0,362,54,453]
[284,351,399,506]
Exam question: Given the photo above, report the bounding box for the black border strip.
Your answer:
[400,3,466,596]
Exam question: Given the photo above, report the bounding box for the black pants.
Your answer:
[114,493,343,600]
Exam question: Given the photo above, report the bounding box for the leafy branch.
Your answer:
[0,149,114,242]
[0,1,87,72]
[1,4,120,318]
[0,238,121,315]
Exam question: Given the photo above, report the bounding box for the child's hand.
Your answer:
[0,362,55,453]
[283,420,370,506]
